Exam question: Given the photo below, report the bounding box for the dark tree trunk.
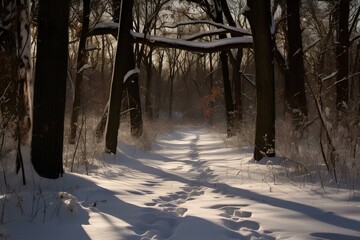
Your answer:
[31,0,70,179]
[232,50,243,125]
[355,43,360,116]
[144,50,153,119]
[69,0,91,144]
[221,0,243,125]
[153,52,164,119]
[105,0,134,154]
[245,0,276,160]
[111,0,121,23]
[220,51,235,137]
[125,46,143,137]
[112,0,142,138]
[335,0,350,117]
[169,74,174,119]
[214,0,235,137]
[285,0,308,128]
[208,53,215,125]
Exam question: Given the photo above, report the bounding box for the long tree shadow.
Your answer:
[117,147,360,235]
[311,232,360,240]
[69,175,255,240]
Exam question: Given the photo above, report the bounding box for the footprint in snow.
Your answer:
[218,205,260,231]
[211,205,275,239]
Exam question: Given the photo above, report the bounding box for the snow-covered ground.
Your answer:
[2,126,360,239]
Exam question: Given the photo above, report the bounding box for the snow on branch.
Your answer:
[89,23,253,53]
[89,22,118,37]
[131,31,253,53]
[124,67,140,83]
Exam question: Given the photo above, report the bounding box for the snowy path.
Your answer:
[84,127,275,240]
[125,129,272,240]
[4,127,360,240]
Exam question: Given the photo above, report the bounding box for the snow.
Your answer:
[2,127,360,240]
[124,67,140,83]
[91,23,253,52]
[131,31,253,52]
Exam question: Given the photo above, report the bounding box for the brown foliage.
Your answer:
[198,87,222,118]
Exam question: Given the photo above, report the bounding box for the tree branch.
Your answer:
[88,23,253,53]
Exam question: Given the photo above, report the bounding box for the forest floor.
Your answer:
[2,126,360,240]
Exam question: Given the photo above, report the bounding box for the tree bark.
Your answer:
[105,0,134,154]
[245,0,276,160]
[214,0,235,137]
[31,0,70,179]
[144,50,154,119]
[221,0,243,125]
[232,50,243,124]
[125,46,143,137]
[285,0,308,128]
[335,0,350,117]
[69,0,91,144]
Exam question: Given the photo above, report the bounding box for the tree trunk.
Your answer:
[169,73,174,119]
[144,50,154,119]
[208,53,215,125]
[233,50,243,125]
[355,43,360,116]
[335,0,350,117]
[105,0,134,154]
[125,46,143,137]
[221,0,243,125]
[285,0,308,128]
[69,0,91,144]
[214,0,235,137]
[245,0,276,160]
[31,0,70,179]
[220,51,235,137]
[112,0,142,138]
[111,0,121,23]
[153,51,164,119]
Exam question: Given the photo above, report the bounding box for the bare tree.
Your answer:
[335,0,350,117]
[31,0,71,179]
[105,0,134,154]
[69,0,91,144]
[285,0,308,129]
[245,0,276,160]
